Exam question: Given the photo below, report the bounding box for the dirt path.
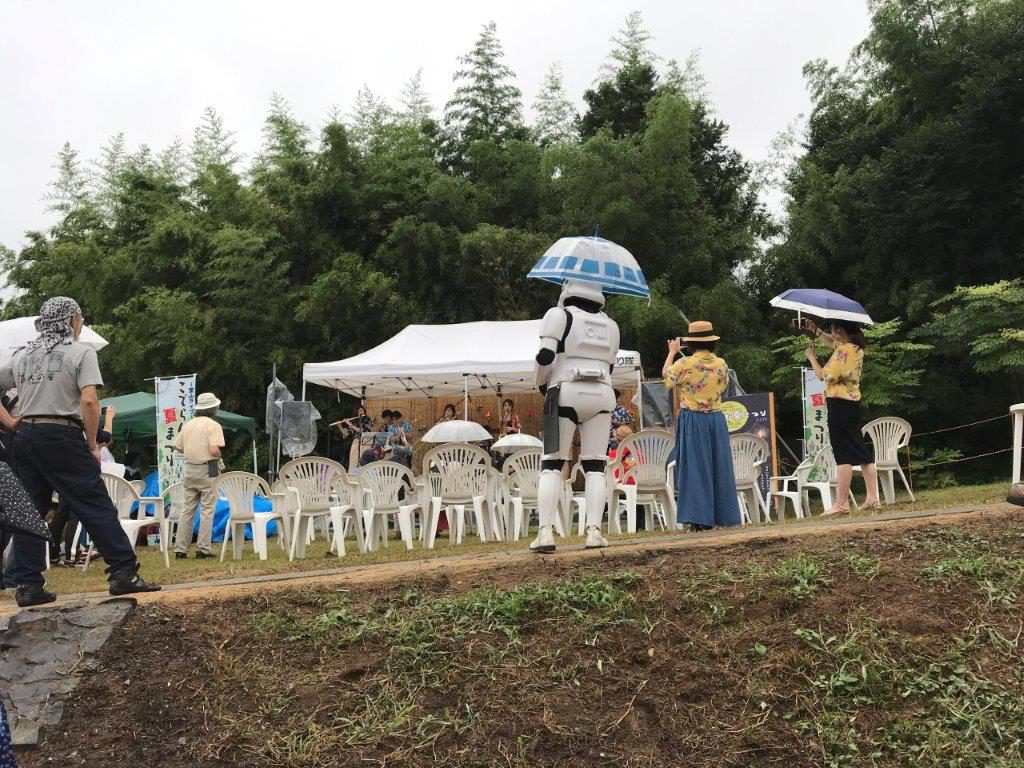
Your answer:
[9,502,1013,617]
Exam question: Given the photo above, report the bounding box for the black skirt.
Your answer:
[826,397,873,466]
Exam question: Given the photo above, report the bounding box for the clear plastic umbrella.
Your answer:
[490,433,543,453]
[527,236,649,299]
[422,420,492,443]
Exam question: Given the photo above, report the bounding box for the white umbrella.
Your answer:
[490,433,543,453]
[422,420,492,444]
[0,316,109,351]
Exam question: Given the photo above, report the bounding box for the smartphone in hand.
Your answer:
[791,318,816,338]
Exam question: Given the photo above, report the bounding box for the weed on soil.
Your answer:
[22,511,1024,767]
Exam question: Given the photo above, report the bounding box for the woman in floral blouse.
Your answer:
[804,318,880,515]
[663,321,741,531]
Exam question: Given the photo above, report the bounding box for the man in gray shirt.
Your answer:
[1,297,160,606]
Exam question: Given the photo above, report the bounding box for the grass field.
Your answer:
[2,481,1008,598]
[23,500,1024,767]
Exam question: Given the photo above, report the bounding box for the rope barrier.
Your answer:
[915,414,1009,437]
[905,447,1013,471]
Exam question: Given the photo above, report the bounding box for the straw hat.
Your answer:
[681,320,720,343]
[196,392,221,410]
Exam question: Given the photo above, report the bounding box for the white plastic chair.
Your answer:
[861,417,915,503]
[73,474,163,572]
[730,434,771,524]
[503,450,549,541]
[358,462,420,551]
[278,457,344,560]
[421,443,491,547]
[565,462,588,536]
[805,447,858,513]
[608,429,675,534]
[444,465,493,546]
[214,472,287,561]
[103,473,164,550]
[328,471,366,555]
[159,482,187,567]
[608,429,676,534]
[769,459,814,522]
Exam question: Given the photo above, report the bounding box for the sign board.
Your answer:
[721,393,778,499]
[802,368,829,480]
[155,375,196,494]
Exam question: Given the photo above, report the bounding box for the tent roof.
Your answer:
[100,391,257,440]
[302,320,642,399]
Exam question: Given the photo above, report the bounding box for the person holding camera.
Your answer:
[802,318,880,515]
[662,321,741,531]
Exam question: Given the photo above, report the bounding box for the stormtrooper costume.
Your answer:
[531,279,619,553]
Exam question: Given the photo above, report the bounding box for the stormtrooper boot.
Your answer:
[529,469,562,554]
[584,470,609,549]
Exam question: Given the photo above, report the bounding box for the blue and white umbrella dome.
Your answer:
[770,288,874,325]
[528,236,650,299]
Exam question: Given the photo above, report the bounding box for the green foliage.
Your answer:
[443,21,526,169]
[7,4,1021,485]
[772,320,932,415]
[774,554,831,600]
[918,280,1024,376]
[531,63,578,146]
[755,0,1024,323]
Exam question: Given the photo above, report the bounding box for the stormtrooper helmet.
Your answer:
[557,278,606,308]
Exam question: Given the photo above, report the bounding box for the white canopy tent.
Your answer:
[302,320,643,416]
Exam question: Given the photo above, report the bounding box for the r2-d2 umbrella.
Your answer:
[527,236,649,554]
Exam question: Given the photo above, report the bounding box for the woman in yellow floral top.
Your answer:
[804,318,880,515]
[662,321,740,531]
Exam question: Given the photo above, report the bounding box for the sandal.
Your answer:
[821,505,850,518]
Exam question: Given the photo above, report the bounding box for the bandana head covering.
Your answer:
[30,297,82,353]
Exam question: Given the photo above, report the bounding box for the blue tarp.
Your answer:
[139,471,279,543]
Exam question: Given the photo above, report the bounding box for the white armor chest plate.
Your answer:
[548,307,618,387]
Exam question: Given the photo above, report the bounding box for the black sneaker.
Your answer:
[194,551,215,560]
[175,552,188,560]
[108,570,161,596]
[15,584,57,608]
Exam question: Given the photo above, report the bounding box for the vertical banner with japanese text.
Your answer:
[803,368,828,459]
[803,368,829,480]
[155,375,196,494]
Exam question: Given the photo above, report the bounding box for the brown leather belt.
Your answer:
[23,416,84,429]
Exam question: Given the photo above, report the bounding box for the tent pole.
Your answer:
[252,438,258,475]
[636,370,644,430]
[153,377,162,493]
[302,380,307,401]
[463,375,469,420]
[269,363,276,481]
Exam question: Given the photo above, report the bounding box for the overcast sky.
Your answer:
[0,0,871,251]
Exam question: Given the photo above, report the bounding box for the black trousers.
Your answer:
[3,423,137,586]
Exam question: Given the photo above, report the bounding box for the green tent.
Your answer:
[100,391,257,441]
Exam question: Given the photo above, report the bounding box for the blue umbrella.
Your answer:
[770,288,873,325]
[528,236,650,299]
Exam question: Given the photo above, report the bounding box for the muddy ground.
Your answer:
[21,507,1024,767]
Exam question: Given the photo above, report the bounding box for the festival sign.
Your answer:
[155,375,197,494]
[802,367,829,474]
[721,393,777,498]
